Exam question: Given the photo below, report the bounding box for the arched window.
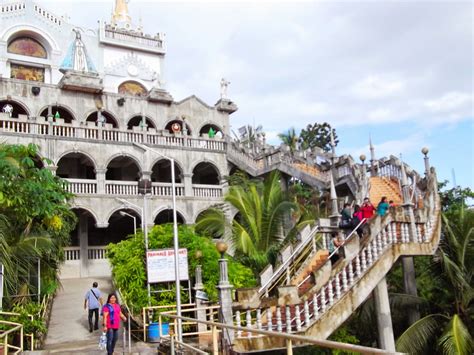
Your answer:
[118,81,147,97]
[8,37,47,58]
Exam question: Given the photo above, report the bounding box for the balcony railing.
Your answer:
[65,179,97,194]
[0,115,226,152]
[192,184,223,198]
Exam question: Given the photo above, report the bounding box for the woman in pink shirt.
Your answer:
[102,293,126,355]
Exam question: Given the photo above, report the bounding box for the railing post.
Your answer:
[286,339,293,355]
[170,334,175,355]
[212,325,219,355]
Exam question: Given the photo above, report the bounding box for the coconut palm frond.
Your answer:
[438,314,473,355]
[195,208,227,238]
[396,314,447,354]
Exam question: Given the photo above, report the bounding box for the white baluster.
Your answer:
[304,301,310,327]
[361,250,367,271]
[335,275,341,299]
[246,310,252,338]
[236,311,242,337]
[256,309,262,330]
[320,288,327,312]
[367,244,373,265]
[328,282,334,305]
[276,307,282,332]
[372,239,378,260]
[417,224,423,243]
[355,256,362,276]
[267,308,273,331]
[285,306,291,333]
[378,230,384,251]
[342,268,348,291]
[312,293,319,318]
[295,305,302,331]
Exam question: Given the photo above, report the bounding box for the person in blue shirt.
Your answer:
[84,282,103,332]
[377,196,390,217]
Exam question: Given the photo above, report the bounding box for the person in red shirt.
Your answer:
[361,197,376,220]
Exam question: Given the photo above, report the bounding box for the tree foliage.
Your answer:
[107,224,256,314]
[278,128,299,155]
[299,122,338,152]
[0,143,76,304]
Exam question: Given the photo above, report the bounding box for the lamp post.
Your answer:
[132,142,182,342]
[115,197,151,303]
[119,211,137,236]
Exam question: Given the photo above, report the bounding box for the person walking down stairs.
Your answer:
[84,282,104,333]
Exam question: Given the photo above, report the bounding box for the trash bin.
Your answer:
[148,322,169,342]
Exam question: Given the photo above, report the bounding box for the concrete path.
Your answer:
[42,277,157,354]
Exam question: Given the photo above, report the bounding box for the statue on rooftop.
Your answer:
[220,78,230,99]
[2,104,13,117]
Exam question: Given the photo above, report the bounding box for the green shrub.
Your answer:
[107,224,256,315]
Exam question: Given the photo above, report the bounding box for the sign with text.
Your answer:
[146,248,189,283]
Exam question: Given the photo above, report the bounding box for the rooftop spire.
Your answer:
[112,0,131,27]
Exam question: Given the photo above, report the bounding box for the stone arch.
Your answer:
[105,153,142,181]
[126,114,156,130]
[150,157,184,183]
[198,122,223,137]
[56,149,98,170]
[105,206,142,224]
[2,25,60,53]
[56,151,96,179]
[163,117,193,135]
[0,98,31,117]
[191,160,221,185]
[71,205,99,226]
[118,80,148,97]
[85,109,119,128]
[39,104,76,123]
[153,207,187,225]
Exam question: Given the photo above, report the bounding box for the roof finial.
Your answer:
[112,0,131,27]
[369,134,377,177]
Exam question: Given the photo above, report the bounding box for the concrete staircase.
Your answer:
[369,176,402,205]
[232,172,440,352]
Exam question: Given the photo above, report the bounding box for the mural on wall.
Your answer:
[10,64,45,82]
[8,37,47,58]
[118,81,147,96]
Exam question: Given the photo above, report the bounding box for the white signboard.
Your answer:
[147,248,189,283]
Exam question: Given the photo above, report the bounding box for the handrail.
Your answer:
[117,289,132,354]
[258,226,319,295]
[164,313,399,354]
[0,320,24,354]
[0,311,34,350]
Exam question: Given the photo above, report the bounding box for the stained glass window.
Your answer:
[118,81,147,96]
[8,37,47,58]
[10,64,45,82]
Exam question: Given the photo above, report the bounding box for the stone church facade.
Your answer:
[0,0,238,277]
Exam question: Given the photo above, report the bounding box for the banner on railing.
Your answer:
[146,248,189,283]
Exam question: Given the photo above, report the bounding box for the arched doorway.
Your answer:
[192,162,220,185]
[0,100,28,118]
[154,210,185,225]
[106,156,140,181]
[199,124,222,138]
[86,111,118,128]
[127,116,156,130]
[102,209,142,245]
[57,153,96,179]
[151,159,182,183]
[164,119,191,135]
[39,105,75,123]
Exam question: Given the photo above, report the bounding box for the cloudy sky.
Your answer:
[44,0,473,189]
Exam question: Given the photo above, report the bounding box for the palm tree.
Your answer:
[396,207,474,354]
[196,171,301,273]
[278,128,299,156]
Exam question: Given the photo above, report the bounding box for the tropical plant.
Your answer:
[396,206,474,354]
[196,171,303,273]
[278,128,299,155]
[107,224,256,314]
[232,124,264,153]
[0,143,76,305]
[299,122,338,152]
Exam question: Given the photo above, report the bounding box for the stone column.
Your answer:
[373,277,395,352]
[95,168,107,194]
[402,257,420,324]
[369,136,377,177]
[280,173,292,234]
[216,242,234,351]
[193,262,207,333]
[183,173,193,197]
[329,173,340,227]
[421,147,430,177]
[78,213,89,277]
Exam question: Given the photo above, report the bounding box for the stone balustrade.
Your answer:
[64,247,80,261]
[65,179,98,194]
[0,115,226,152]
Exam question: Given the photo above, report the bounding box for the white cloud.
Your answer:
[425,91,472,113]
[352,75,404,99]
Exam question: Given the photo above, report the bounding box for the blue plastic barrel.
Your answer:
[148,322,169,342]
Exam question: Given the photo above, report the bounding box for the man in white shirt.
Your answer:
[84,282,103,332]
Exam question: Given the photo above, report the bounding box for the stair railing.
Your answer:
[258,226,320,297]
